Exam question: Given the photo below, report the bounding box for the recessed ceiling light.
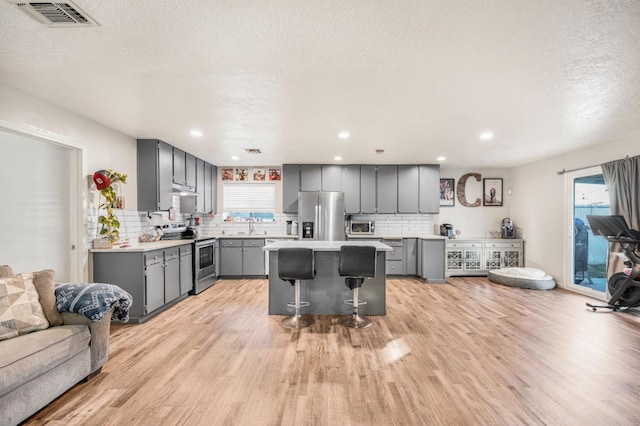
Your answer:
[479,131,494,141]
[338,131,350,139]
[190,130,203,137]
[437,156,446,162]
[231,155,239,161]
[334,156,342,161]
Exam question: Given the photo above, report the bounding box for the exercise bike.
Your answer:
[585,215,640,312]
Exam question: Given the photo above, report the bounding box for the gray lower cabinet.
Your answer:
[403,238,418,275]
[418,239,446,283]
[179,245,193,295]
[92,243,192,323]
[163,247,181,303]
[219,239,265,277]
[384,239,404,274]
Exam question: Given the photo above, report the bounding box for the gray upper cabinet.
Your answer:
[185,153,197,188]
[196,158,205,212]
[204,162,213,213]
[376,165,398,213]
[419,164,440,213]
[342,165,361,214]
[321,165,343,191]
[300,165,322,191]
[283,164,300,213]
[173,149,196,189]
[360,165,377,213]
[137,139,174,212]
[210,164,217,213]
[172,148,186,185]
[398,165,419,213]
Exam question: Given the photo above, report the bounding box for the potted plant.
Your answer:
[93,169,128,245]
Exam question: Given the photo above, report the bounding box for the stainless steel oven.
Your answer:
[192,238,217,294]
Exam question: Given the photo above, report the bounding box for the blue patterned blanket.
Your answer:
[55,283,133,323]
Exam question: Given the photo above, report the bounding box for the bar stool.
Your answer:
[278,248,315,329]
[338,245,377,329]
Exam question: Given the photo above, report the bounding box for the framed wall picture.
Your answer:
[235,168,248,181]
[269,168,281,181]
[221,168,234,181]
[483,178,503,206]
[252,168,266,181]
[440,178,455,207]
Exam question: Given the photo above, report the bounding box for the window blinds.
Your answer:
[223,183,275,212]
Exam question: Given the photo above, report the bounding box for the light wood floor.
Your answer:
[24,277,640,425]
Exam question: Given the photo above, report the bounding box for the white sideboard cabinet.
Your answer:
[445,239,523,277]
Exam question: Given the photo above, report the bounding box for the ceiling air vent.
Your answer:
[245,149,262,154]
[8,1,99,26]
[375,149,385,154]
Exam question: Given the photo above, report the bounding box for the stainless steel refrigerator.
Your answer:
[298,191,346,241]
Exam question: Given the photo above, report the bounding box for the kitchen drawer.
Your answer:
[484,241,522,249]
[219,239,240,247]
[446,241,482,249]
[242,239,265,248]
[145,250,164,266]
[386,248,403,261]
[383,239,403,247]
[165,248,180,260]
[386,260,403,274]
[179,245,192,256]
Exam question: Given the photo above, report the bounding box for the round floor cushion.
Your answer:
[488,267,556,290]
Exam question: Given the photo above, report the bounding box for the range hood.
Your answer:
[172,182,196,195]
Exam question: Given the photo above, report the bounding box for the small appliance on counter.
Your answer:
[502,218,516,239]
[440,224,454,239]
[349,220,376,235]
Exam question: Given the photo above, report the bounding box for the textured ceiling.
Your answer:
[1,0,639,167]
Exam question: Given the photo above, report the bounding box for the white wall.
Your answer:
[437,168,513,239]
[0,83,138,210]
[0,83,137,280]
[510,133,640,287]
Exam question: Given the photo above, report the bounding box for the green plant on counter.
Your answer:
[97,170,127,243]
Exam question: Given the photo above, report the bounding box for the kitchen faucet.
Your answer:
[248,218,255,235]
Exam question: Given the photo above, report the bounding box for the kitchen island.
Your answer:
[263,240,392,316]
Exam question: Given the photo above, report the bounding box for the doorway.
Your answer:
[0,129,80,281]
[567,168,609,296]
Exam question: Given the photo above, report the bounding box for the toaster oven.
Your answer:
[349,221,376,234]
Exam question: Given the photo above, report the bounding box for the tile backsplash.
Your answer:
[88,194,437,245]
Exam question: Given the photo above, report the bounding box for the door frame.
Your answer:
[0,118,86,282]
[563,166,608,301]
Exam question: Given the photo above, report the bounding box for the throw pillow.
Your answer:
[0,273,49,340]
[0,265,13,278]
[32,269,64,326]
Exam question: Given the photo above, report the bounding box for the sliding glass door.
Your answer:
[567,168,609,297]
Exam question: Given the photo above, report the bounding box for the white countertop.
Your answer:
[263,240,392,252]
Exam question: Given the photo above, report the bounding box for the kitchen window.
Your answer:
[223,183,275,222]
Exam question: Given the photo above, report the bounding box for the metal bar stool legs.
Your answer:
[278,248,315,329]
[338,246,377,329]
[339,282,372,329]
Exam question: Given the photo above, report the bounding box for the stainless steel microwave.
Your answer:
[350,221,376,234]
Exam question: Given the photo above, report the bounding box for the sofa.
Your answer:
[0,265,115,426]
